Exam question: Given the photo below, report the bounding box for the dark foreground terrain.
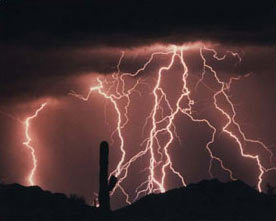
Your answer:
[1,179,276,220]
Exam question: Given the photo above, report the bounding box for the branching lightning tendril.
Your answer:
[23,103,47,186]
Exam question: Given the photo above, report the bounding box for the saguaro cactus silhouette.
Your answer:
[98,141,117,211]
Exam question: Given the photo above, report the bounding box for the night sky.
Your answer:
[0,0,276,209]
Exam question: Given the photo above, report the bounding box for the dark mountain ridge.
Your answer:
[1,179,276,220]
[115,179,276,220]
[0,183,97,220]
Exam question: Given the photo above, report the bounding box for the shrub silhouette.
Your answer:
[266,183,276,195]
[69,193,86,205]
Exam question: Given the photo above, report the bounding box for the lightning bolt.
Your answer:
[198,46,276,191]
[71,43,276,204]
[23,103,47,186]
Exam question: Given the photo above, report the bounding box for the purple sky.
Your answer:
[0,0,275,209]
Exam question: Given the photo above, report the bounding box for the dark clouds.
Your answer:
[0,44,275,104]
[0,0,276,104]
[1,0,276,48]
[0,46,121,103]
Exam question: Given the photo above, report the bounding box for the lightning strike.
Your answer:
[198,46,276,191]
[23,103,47,186]
[71,44,275,204]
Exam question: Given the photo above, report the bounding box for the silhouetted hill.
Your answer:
[1,180,276,220]
[0,183,99,220]
[115,179,276,221]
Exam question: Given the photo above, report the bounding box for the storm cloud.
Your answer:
[1,0,276,47]
[0,0,276,103]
